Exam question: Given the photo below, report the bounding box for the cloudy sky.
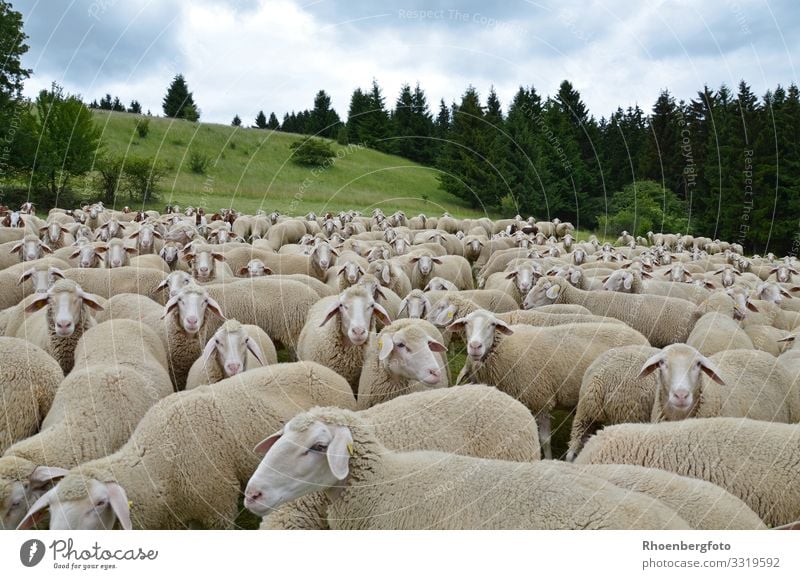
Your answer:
[19,0,799,124]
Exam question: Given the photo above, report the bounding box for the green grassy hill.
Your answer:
[93,110,491,217]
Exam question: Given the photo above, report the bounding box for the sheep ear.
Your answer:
[16,488,55,530]
[428,338,447,353]
[447,317,468,333]
[212,252,225,262]
[125,247,138,255]
[326,426,353,481]
[246,337,267,366]
[253,430,282,455]
[663,268,672,276]
[206,296,225,319]
[161,294,180,319]
[95,245,108,254]
[746,299,759,312]
[373,285,387,300]
[128,231,140,239]
[494,320,514,335]
[17,268,35,285]
[378,334,394,360]
[409,256,420,263]
[29,466,70,489]
[777,335,796,343]
[504,270,518,279]
[638,352,664,379]
[623,274,633,291]
[699,356,725,385]
[432,257,443,264]
[381,268,390,285]
[545,284,561,300]
[202,336,218,365]
[78,290,105,311]
[780,287,793,299]
[25,294,50,313]
[372,302,392,326]
[40,244,52,254]
[398,298,408,315]
[320,301,341,326]
[641,270,654,279]
[152,230,163,239]
[238,266,249,275]
[105,483,132,530]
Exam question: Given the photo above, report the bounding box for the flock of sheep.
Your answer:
[0,202,798,530]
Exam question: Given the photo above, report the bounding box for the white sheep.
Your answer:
[0,337,64,453]
[448,309,649,458]
[18,362,356,530]
[0,320,172,529]
[63,266,168,305]
[185,320,277,389]
[575,418,800,527]
[13,279,104,373]
[258,384,540,529]
[243,407,689,530]
[356,318,448,408]
[297,286,391,393]
[642,343,799,423]
[525,276,700,347]
[686,312,755,355]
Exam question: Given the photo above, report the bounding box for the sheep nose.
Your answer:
[468,340,481,351]
[673,390,690,403]
[199,266,209,273]
[186,316,198,326]
[429,369,441,380]
[112,259,121,267]
[352,327,366,338]
[245,490,262,504]
[226,362,241,375]
[56,320,72,331]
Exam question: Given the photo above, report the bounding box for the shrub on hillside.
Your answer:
[289,138,335,166]
[135,118,150,139]
[597,180,688,237]
[188,150,211,174]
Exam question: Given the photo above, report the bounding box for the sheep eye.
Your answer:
[310,443,327,453]
[95,499,107,508]
[396,342,405,349]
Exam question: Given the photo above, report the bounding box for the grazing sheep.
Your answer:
[525,276,700,347]
[575,418,800,527]
[687,312,755,355]
[566,345,661,461]
[576,464,765,530]
[0,320,172,529]
[185,320,277,389]
[484,261,541,305]
[0,258,69,310]
[449,309,649,458]
[356,318,448,408]
[13,279,104,373]
[184,243,234,283]
[409,252,473,291]
[1,235,52,268]
[18,363,356,530]
[259,384,540,529]
[243,407,689,530]
[643,344,799,423]
[297,286,391,394]
[0,337,63,453]
[366,259,412,297]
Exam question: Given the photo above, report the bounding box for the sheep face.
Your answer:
[424,277,455,292]
[447,310,513,362]
[392,237,410,255]
[368,261,392,286]
[11,236,51,262]
[572,248,586,265]
[18,266,65,293]
[755,283,791,305]
[412,254,441,277]
[401,293,430,319]
[311,242,336,272]
[773,265,797,284]
[131,224,160,253]
[202,323,266,377]
[158,271,193,298]
[338,261,364,286]
[163,287,225,334]
[70,244,102,268]
[377,327,446,385]
[240,259,270,277]
[245,414,354,516]
[664,264,691,283]
[41,222,68,246]
[0,463,68,530]
[159,242,181,267]
[18,477,131,531]
[25,282,104,337]
[465,238,483,258]
[506,262,540,295]
[603,270,636,293]
[641,345,725,422]
[320,290,391,346]
[103,240,136,268]
[187,248,224,281]
[523,278,563,309]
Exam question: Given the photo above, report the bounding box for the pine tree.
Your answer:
[504,86,545,214]
[351,79,391,151]
[128,100,142,114]
[111,96,125,112]
[266,112,280,130]
[254,110,267,129]
[232,114,242,127]
[640,90,684,198]
[308,90,341,138]
[99,94,112,110]
[345,88,372,144]
[162,74,198,120]
[390,84,416,160]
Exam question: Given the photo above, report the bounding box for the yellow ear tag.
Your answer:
[128,500,133,509]
[378,339,383,349]
[447,311,454,319]
[346,443,354,456]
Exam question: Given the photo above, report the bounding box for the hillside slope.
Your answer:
[94,110,491,217]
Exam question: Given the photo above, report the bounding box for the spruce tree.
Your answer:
[232,114,242,127]
[162,74,198,120]
[128,100,142,114]
[309,90,341,138]
[254,110,267,129]
[267,112,280,130]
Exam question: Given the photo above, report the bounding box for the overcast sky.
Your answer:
[19,0,799,124]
